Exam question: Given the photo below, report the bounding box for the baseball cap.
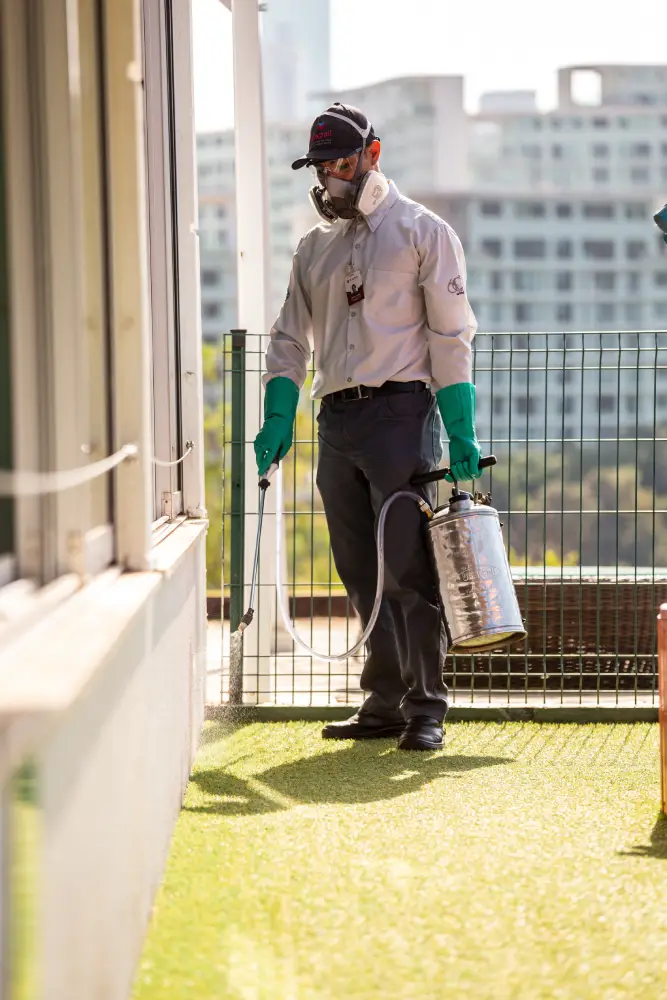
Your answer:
[291,103,378,170]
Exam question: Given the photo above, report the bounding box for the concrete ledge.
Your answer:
[205,704,659,725]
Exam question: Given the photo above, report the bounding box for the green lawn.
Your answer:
[133,722,667,1000]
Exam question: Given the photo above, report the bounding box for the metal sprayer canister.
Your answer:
[427,493,526,653]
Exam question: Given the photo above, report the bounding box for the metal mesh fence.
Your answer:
[209,330,667,708]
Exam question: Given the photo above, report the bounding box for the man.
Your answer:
[254,103,481,751]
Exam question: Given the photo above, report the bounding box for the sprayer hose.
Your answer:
[275,466,427,663]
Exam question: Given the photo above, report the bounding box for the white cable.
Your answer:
[0,444,138,498]
[0,440,195,497]
[275,464,426,662]
[152,442,194,467]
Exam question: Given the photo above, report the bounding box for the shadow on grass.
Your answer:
[185,741,513,816]
[618,814,667,860]
[183,770,285,816]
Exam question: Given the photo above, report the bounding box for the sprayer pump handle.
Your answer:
[410,454,497,487]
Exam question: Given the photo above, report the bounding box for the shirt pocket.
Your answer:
[364,267,423,329]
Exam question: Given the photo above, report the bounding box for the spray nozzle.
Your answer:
[474,491,494,507]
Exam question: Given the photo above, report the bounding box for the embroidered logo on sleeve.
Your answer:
[447,276,464,295]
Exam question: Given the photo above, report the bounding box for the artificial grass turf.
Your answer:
[133,722,667,1000]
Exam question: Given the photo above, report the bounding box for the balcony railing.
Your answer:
[209,330,667,708]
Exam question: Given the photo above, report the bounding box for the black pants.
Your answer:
[316,387,448,722]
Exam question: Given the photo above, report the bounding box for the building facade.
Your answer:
[260,0,331,123]
[196,123,315,343]
[197,64,667,354]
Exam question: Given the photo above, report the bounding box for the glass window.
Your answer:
[583,240,615,259]
[630,143,651,157]
[596,303,616,323]
[514,303,532,322]
[654,271,667,288]
[516,396,536,415]
[514,239,546,259]
[515,202,545,218]
[627,272,641,292]
[593,168,609,183]
[594,272,616,291]
[201,268,221,286]
[592,144,609,158]
[556,203,572,218]
[598,395,616,413]
[481,239,502,258]
[625,303,641,324]
[631,167,649,183]
[583,203,614,219]
[556,303,573,323]
[513,271,540,291]
[480,200,502,216]
[0,0,120,582]
[556,272,572,291]
[626,241,647,260]
[490,271,503,291]
[143,0,184,518]
[556,239,573,258]
[625,203,647,219]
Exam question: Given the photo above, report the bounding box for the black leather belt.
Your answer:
[323,380,428,404]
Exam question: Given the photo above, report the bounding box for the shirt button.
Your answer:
[350,311,356,317]
[347,377,352,383]
[349,344,355,350]
[355,243,360,249]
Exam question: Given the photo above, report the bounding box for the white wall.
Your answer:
[1,523,207,1000]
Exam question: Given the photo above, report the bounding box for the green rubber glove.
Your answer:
[435,382,482,483]
[254,376,300,476]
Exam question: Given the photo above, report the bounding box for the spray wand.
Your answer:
[228,460,278,703]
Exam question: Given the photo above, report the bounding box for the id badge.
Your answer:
[345,269,365,305]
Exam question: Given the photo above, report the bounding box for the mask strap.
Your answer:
[324,110,372,142]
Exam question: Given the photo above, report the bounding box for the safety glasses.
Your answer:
[309,151,361,180]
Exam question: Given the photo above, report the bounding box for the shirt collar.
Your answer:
[358,180,400,233]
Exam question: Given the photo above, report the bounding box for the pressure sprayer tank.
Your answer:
[426,489,526,653]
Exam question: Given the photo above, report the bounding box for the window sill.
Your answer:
[0,516,208,721]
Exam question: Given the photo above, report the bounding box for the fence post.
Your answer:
[658,604,667,816]
[229,332,246,637]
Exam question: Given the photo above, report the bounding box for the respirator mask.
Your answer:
[306,110,389,223]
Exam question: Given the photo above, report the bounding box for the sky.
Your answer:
[192,0,667,132]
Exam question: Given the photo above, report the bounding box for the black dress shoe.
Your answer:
[322,712,405,740]
[397,716,445,751]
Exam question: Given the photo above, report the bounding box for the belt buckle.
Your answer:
[344,385,369,402]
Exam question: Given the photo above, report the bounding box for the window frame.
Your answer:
[0,0,205,647]
[1,0,117,586]
[142,0,183,522]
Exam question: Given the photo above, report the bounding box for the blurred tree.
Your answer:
[203,341,667,594]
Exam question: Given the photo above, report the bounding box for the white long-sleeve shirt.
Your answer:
[264,180,476,397]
